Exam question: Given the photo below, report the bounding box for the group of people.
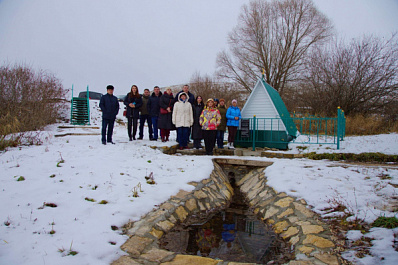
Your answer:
[99,84,242,155]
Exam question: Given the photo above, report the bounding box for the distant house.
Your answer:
[235,78,299,149]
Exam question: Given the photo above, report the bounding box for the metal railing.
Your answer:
[236,108,346,150]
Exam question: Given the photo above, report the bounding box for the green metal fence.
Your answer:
[235,108,346,150]
[70,85,90,125]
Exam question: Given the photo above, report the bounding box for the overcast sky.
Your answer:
[0,0,397,95]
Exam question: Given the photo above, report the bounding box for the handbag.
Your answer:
[160,98,172,114]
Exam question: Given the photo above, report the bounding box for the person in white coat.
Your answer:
[172,92,194,149]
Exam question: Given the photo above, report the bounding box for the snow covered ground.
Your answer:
[1,100,397,265]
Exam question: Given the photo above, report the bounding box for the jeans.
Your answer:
[139,114,153,139]
[151,116,159,140]
[177,127,190,147]
[102,118,115,143]
[216,130,225,148]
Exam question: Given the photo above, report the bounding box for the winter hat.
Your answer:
[214,98,219,104]
[232,99,237,104]
[219,98,225,103]
[107,85,114,90]
[206,98,214,103]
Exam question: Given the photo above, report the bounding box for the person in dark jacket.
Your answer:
[147,86,162,141]
[158,87,175,142]
[174,84,195,104]
[191,95,204,149]
[99,85,119,145]
[124,85,143,141]
[138,88,153,140]
[216,98,227,149]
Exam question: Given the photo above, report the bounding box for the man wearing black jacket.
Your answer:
[99,85,119,145]
[147,86,162,141]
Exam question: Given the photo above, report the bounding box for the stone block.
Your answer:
[187,181,198,186]
[120,236,153,258]
[161,254,220,265]
[299,199,307,205]
[141,248,175,263]
[314,253,339,265]
[194,190,207,199]
[246,186,262,201]
[145,210,167,224]
[240,175,259,194]
[293,202,314,218]
[175,206,189,222]
[277,192,287,197]
[303,235,335,248]
[222,189,232,200]
[301,225,324,235]
[156,220,175,232]
[160,202,176,211]
[275,197,294,208]
[111,256,141,265]
[274,221,289,234]
[172,189,191,199]
[236,172,252,186]
[277,208,294,219]
[149,228,164,239]
[169,215,177,224]
[289,235,300,246]
[281,226,299,239]
[185,198,198,212]
[298,245,315,255]
[198,201,206,211]
[133,225,152,237]
[202,178,212,184]
[263,206,279,220]
[288,216,300,224]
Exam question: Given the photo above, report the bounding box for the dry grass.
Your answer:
[345,114,398,135]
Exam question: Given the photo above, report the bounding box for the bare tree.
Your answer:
[298,34,398,116]
[216,0,333,95]
[189,71,248,107]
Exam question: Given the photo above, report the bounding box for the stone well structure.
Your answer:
[112,159,342,265]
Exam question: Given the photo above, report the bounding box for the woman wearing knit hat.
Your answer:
[199,98,221,155]
[226,99,241,149]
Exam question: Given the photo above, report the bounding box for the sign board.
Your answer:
[241,119,250,138]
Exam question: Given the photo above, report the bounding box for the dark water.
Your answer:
[160,175,282,264]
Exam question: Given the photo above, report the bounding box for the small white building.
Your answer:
[235,78,298,149]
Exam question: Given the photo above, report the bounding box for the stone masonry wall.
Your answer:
[112,159,342,265]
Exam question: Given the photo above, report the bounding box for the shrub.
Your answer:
[372,216,398,229]
[304,152,398,163]
[0,63,67,150]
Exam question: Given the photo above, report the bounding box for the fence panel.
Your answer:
[235,110,345,150]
